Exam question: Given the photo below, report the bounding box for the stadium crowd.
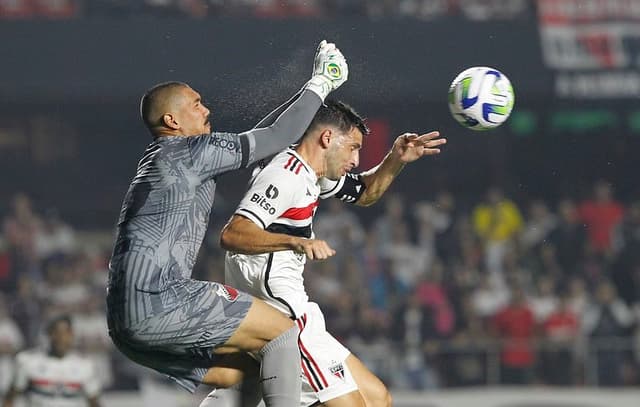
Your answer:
[0,0,532,20]
[1,178,639,393]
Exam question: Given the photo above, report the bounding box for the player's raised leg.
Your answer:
[206,297,301,407]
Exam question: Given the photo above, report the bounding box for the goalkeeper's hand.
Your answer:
[305,40,348,101]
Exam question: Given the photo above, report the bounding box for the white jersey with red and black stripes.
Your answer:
[10,349,100,407]
[229,147,339,318]
[226,147,360,405]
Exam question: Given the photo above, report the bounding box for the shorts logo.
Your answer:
[329,362,345,381]
[216,284,239,302]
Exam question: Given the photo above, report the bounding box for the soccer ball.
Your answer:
[448,66,515,131]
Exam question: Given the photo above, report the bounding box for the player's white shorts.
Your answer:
[298,302,357,406]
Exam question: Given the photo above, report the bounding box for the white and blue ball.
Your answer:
[448,66,515,131]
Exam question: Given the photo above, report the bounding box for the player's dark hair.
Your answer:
[140,81,189,131]
[46,314,72,334]
[303,99,370,138]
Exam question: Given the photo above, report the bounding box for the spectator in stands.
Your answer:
[540,295,580,385]
[582,279,635,386]
[579,180,624,258]
[390,291,440,389]
[445,296,489,387]
[2,315,101,407]
[33,209,76,264]
[471,272,509,320]
[548,199,588,277]
[521,199,557,256]
[314,198,365,268]
[383,222,427,290]
[0,296,23,397]
[473,186,523,276]
[529,275,559,323]
[374,193,410,252]
[611,201,640,306]
[491,285,536,384]
[2,193,41,291]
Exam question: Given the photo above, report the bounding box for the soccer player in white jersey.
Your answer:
[2,316,101,407]
[219,100,446,407]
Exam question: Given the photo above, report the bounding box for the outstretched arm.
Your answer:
[242,41,349,166]
[357,132,446,206]
[221,215,335,260]
[242,89,322,165]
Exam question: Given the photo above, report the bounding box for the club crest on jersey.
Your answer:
[216,284,239,302]
[329,362,345,381]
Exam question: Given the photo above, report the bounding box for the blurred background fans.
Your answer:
[1,1,639,406]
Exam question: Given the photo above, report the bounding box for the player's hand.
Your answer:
[392,131,446,163]
[292,238,336,260]
[305,40,349,101]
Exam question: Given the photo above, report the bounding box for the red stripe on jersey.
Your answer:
[281,200,318,221]
[31,379,82,389]
[296,318,320,392]
[295,162,303,174]
[298,323,329,388]
[31,379,55,386]
[284,155,295,170]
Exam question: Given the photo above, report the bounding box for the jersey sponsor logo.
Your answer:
[210,135,240,152]
[250,193,277,215]
[329,362,345,381]
[216,284,239,302]
[266,184,279,199]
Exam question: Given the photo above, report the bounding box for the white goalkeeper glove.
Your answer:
[304,40,349,101]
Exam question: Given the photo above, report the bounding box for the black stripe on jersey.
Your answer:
[285,152,309,173]
[237,209,266,229]
[239,134,250,168]
[288,158,300,172]
[266,223,311,238]
[264,253,297,319]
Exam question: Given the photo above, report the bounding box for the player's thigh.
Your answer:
[202,352,260,388]
[321,389,366,407]
[217,297,295,354]
[344,354,391,407]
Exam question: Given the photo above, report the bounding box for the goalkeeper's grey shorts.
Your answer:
[107,279,253,393]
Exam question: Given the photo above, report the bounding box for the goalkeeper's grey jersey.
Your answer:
[107,89,321,327]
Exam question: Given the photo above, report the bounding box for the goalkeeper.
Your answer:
[106,41,347,407]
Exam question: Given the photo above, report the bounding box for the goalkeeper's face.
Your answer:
[174,86,212,136]
[325,126,362,180]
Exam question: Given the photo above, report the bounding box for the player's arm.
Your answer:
[192,41,348,178]
[323,132,446,207]
[222,160,335,259]
[241,41,348,166]
[221,216,334,260]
